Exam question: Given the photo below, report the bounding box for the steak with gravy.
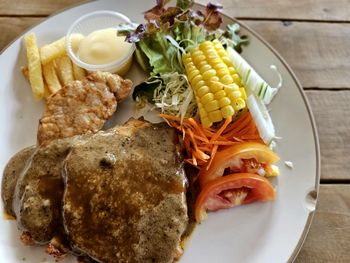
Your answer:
[1,119,189,262]
[62,119,188,262]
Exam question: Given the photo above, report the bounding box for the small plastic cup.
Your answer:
[66,10,135,76]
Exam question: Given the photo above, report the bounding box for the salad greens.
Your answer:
[121,0,247,119]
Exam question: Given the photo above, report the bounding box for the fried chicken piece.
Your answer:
[37,71,132,146]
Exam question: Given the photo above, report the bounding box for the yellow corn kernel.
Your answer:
[219,97,231,107]
[214,90,226,100]
[188,69,200,82]
[204,100,220,112]
[199,64,212,74]
[210,81,223,93]
[208,110,223,122]
[192,75,203,87]
[204,49,217,60]
[214,63,227,71]
[221,105,235,118]
[200,93,215,105]
[228,90,242,101]
[194,80,206,90]
[202,69,216,80]
[201,116,213,128]
[217,49,227,57]
[199,107,208,118]
[186,64,196,73]
[197,86,210,97]
[228,66,236,75]
[222,56,232,66]
[232,98,246,111]
[217,68,230,78]
[240,87,247,100]
[183,57,192,65]
[210,76,220,83]
[197,60,208,68]
[208,57,222,65]
[232,73,241,84]
[193,55,206,65]
[224,83,240,93]
[220,75,234,85]
[199,41,213,50]
[191,50,203,58]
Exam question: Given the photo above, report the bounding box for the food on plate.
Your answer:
[72,61,86,80]
[77,28,132,65]
[23,33,88,99]
[2,118,188,262]
[63,118,187,262]
[42,61,62,93]
[125,0,282,220]
[37,71,132,145]
[40,34,83,65]
[161,111,264,167]
[24,33,45,100]
[66,11,135,76]
[11,137,82,243]
[194,173,275,222]
[1,146,36,217]
[182,40,247,127]
[2,0,286,261]
[198,142,280,187]
[55,55,75,85]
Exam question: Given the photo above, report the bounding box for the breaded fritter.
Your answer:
[37,71,132,145]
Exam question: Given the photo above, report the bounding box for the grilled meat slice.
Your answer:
[13,136,83,244]
[1,146,36,217]
[62,118,188,263]
[37,71,132,146]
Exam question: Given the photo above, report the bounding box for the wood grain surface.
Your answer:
[2,0,350,22]
[1,0,349,262]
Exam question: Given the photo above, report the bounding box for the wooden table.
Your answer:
[1,0,349,262]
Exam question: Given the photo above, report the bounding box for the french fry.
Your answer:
[24,33,44,100]
[40,34,84,65]
[44,84,52,99]
[72,63,86,80]
[42,61,62,94]
[56,55,74,86]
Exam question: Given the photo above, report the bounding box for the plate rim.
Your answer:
[0,1,321,262]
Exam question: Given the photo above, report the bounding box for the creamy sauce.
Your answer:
[77,28,131,65]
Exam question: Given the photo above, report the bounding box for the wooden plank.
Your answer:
[0,17,43,52]
[0,0,82,16]
[1,0,350,22]
[295,184,350,262]
[306,91,350,181]
[201,0,350,21]
[243,21,350,89]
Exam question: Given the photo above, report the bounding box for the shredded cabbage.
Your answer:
[149,73,197,121]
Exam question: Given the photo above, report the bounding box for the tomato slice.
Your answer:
[198,142,279,187]
[195,173,275,222]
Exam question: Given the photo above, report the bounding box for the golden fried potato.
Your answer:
[42,61,62,94]
[72,63,86,80]
[56,55,74,86]
[40,34,84,65]
[24,33,44,100]
[44,84,52,99]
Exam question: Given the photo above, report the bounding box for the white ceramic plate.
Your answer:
[0,0,320,262]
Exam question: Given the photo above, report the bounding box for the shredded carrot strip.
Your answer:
[210,116,232,143]
[206,145,218,170]
[160,111,264,169]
